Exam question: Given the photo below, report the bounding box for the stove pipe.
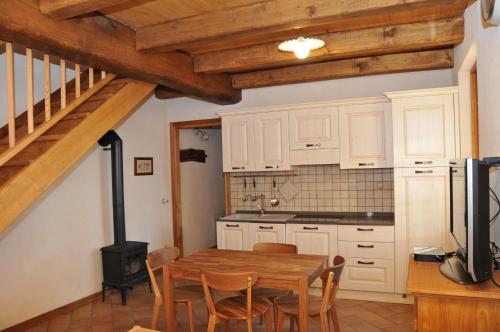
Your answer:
[98,130,126,246]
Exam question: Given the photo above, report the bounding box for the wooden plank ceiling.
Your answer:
[4,0,472,103]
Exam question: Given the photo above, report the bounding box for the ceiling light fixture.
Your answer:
[278,36,325,59]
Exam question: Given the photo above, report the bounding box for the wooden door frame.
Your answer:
[170,118,230,256]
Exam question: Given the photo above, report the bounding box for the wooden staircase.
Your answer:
[0,46,156,233]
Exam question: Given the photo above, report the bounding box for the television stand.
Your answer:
[439,255,474,284]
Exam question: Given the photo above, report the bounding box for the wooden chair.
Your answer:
[201,270,273,332]
[146,246,205,331]
[275,256,346,332]
[251,242,298,325]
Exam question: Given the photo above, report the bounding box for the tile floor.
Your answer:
[25,282,415,332]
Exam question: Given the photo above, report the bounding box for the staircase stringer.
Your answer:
[0,80,156,234]
[0,74,116,167]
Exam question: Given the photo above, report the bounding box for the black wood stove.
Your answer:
[99,131,149,305]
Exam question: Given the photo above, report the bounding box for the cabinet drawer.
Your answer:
[248,223,286,249]
[340,258,394,293]
[338,241,394,259]
[338,225,394,242]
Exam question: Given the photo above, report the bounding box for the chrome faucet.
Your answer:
[256,194,265,215]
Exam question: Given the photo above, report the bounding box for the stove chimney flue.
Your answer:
[99,130,126,246]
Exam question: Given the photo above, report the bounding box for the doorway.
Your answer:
[170,119,230,256]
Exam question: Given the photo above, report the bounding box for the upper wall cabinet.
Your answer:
[221,115,255,172]
[386,88,458,167]
[288,106,340,165]
[254,111,291,171]
[339,101,393,169]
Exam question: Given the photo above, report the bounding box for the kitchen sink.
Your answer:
[219,214,260,221]
[249,214,296,222]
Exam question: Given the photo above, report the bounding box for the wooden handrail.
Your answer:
[0,74,116,167]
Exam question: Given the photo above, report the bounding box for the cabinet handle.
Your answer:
[451,169,458,173]
[415,161,433,165]
[265,165,279,169]
[357,244,375,248]
[449,161,457,165]
[356,227,374,232]
[357,261,375,265]
[303,226,319,230]
[306,143,321,148]
[226,224,239,228]
[358,162,375,166]
[415,170,433,174]
[232,166,245,170]
[259,226,274,230]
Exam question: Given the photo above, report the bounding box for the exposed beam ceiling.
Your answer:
[195,18,464,73]
[0,40,4,54]
[136,0,469,53]
[0,0,240,105]
[155,86,184,100]
[39,0,155,20]
[231,49,454,89]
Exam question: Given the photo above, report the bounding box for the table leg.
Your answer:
[163,265,176,332]
[298,277,308,332]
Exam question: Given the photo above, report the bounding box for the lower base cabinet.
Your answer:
[248,223,286,249]
[285,224,338,266]
[340,258,395,293]
[216,221,249,251]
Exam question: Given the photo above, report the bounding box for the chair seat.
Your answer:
[252,287,291,299]
[215,296,271,320]
[276,294,331,316]
[173,284,205,303]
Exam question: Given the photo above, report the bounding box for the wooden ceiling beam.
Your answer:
[39,0,154,20]
[0,40,4,54]
[155,86,184,100]
[136,0,469,53]
[0,0,240,105]
[231,49,454,89]
[194,18,464,73]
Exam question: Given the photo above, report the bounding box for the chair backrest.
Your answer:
[320,255,345,307]
[201,270,258,318]
[253,242,298,254]
[146,246,180,300]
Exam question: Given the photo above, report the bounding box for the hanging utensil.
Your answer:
[242,178,247,201]
[270,177,280,207]
[251,177,258,201]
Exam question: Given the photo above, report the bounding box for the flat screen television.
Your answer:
[441,158,491,284]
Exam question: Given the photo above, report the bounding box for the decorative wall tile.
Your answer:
[230,165,394,213]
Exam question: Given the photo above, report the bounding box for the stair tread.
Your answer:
[3,159,34,167]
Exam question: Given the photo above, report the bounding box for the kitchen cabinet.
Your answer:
[339,101,393,169]
[254,111,291,171]
[288,106,340,165]
[340,258,395,293]
[393,167,452,293]
[216,221,249,251]
[221,115,255,172]
[285,224,338,265]
[386,88,458,167]
[247,223,286,249]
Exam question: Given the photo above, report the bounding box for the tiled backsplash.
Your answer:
[230,165,394,213]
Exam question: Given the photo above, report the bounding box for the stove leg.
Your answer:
[120,287,127,305]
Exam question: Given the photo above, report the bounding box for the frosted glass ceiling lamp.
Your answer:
[278,37,325,59]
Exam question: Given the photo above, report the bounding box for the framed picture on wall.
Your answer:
[134,157,153,176]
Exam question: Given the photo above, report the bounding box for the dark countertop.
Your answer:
[219,211,394,226]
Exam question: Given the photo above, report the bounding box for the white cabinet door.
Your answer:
[289,107,339,150]
[254,111,291,171]
[339,102,393,169]
[340,258,395,293]
[285,224,338,265]
[393,167,452,293]
[216,221,249,251]
[247,223,286,249]
[392,94,456,167]
[221,115,255,172]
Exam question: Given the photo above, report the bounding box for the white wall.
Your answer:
[0,97,170,329]
[0,58,454,328]
[454,2,500,242]
[180,129,225,256]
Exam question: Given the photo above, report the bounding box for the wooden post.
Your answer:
[60,59,66,108]
[6,42,16,147]
[44,54,51,121]
[26,48,34,134]
[75,64,81,98]
[89,67,94,88]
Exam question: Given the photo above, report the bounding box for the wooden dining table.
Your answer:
[162,249,328,332]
